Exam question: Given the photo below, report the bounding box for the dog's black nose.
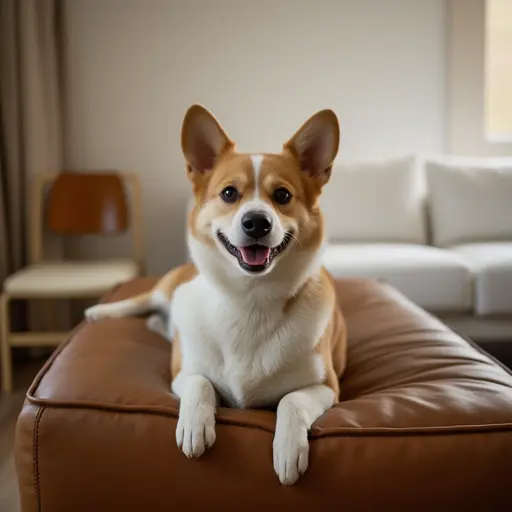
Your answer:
[241,212,272,239]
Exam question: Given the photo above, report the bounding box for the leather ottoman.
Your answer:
[15,278,512,511]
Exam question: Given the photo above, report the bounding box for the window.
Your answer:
[485,0,512,141]
[447,0,512,156]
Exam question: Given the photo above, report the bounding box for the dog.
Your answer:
[85,105,347,485]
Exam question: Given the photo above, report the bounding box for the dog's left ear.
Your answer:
[284,109,340,186]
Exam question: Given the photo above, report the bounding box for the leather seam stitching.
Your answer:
[32,403,512,437]
[33,406,45,512]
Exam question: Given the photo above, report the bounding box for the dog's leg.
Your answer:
[85,291,153,321]
[172,373,217,458]
[85,265,197,323]
[273,384,335,485]
[85,288,170,322]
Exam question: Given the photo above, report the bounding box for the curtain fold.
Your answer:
[0,0,65,329]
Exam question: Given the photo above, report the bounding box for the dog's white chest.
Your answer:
[170,276,327,408]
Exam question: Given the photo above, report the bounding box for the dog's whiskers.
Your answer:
[290,233,303,250]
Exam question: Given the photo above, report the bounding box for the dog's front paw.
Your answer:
[84,304,110,322]
[273,420,309,485]
[84,302,126,322]
[176,405,216,458]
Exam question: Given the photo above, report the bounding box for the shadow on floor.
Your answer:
[481,341,512,371]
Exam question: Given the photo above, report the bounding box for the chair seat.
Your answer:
[3,260,139,298]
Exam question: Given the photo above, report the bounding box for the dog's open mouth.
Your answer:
[217,232,293,273]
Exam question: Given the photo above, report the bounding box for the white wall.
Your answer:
[64,0,447,274]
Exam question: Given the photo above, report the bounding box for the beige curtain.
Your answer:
[0,0,65,328]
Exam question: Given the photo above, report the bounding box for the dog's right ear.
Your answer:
[181,105,234,176]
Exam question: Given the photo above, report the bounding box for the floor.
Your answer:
[0,357,47,512]
[483,341,512,370]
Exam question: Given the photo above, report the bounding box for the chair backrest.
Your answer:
[31,172,144,270]
[47,172,129,235]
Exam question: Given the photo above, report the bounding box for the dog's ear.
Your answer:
[284,109,340,186]
[181,104,234,176]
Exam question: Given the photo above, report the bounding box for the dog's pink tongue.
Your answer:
[240,245,270,266]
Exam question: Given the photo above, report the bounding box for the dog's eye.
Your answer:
[273,187,292,205]
[220,186,239,203]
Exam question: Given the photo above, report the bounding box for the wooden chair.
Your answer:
[0,171,144,393]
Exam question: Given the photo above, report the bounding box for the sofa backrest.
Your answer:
[320,156,427,244]
[425,158,512,247]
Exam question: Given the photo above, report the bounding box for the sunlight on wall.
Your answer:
[485,0,512,139]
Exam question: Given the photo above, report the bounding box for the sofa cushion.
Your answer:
[320,156,426,244]
[16,277,512,510]
[322,244,473,312]
[426,159,512,246]
[451,242,512,315]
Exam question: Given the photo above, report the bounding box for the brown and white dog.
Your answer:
[85,105,347,485]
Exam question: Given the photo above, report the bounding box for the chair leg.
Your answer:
[0,293,13,394]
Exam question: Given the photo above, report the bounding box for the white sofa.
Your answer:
[320,156,512,342]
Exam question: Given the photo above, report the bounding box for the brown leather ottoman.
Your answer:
[15,278,512,511]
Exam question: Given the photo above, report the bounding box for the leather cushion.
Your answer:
[16,278,512,511]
